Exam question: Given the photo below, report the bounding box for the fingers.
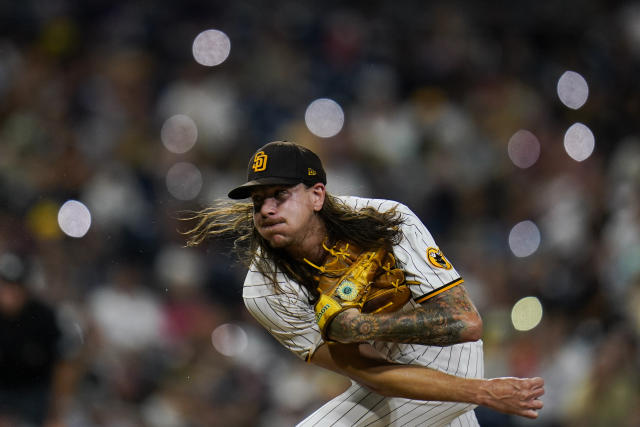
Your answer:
[517,397,544,419]
[503,376,544,389]
[530,386,545,399]
[518,379,544,419]
[527,376,545,389]
[530,398,544,410]
[520,408,540,419]
[524,377,545,400]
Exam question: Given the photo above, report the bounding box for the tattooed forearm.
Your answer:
[331,306,466,345]
[328,285,482,345]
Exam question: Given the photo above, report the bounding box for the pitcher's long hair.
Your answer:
[181,192,405,298]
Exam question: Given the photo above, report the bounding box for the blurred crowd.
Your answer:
[1,1,639,426]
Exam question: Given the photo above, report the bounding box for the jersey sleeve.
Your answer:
[242,268,324,362]
[392,203,464,303]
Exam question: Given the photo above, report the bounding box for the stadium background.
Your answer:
[1,1,639,425]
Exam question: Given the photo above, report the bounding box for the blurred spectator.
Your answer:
[84,260,165,409]
[565,324,640,427]
[88,261,163,353]
[0,252,74,427]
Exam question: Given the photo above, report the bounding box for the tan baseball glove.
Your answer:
[306,240,412,340]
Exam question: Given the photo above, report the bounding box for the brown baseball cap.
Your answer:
[228,141,327,199]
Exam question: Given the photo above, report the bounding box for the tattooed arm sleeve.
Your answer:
[326,284,483,345]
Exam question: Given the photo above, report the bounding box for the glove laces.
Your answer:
[303,241,352,273]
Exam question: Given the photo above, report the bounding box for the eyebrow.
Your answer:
[250,186,291,199]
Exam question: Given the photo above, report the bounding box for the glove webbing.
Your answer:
[303,241,353,274]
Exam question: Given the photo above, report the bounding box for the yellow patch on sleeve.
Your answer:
[426,247,452,270]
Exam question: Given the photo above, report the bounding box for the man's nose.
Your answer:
[259,197,278,215]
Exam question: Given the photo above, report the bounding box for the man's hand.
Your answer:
[476,377,545,419]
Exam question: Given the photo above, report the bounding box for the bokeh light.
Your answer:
[166,162,203,200]
[192,29,231,66]
[557,71,589,109]
[57,200,92,238]
[564,123,595,162]
[211,323,248,357]
[305,98,345,138]
[161,114,198,154]
[0,252,25,282]
[511,296,544,331]
[507,129,540,169]
[27,200,62,240]
[508,220,541,257]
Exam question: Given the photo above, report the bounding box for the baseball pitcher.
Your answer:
[185,141,544,426]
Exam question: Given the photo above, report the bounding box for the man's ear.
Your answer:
[310,183,326,212]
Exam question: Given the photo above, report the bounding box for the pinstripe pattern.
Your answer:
[243,196,483,425]
[295,381,480,426]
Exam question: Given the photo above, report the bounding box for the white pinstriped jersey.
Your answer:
[243,196,483,426]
